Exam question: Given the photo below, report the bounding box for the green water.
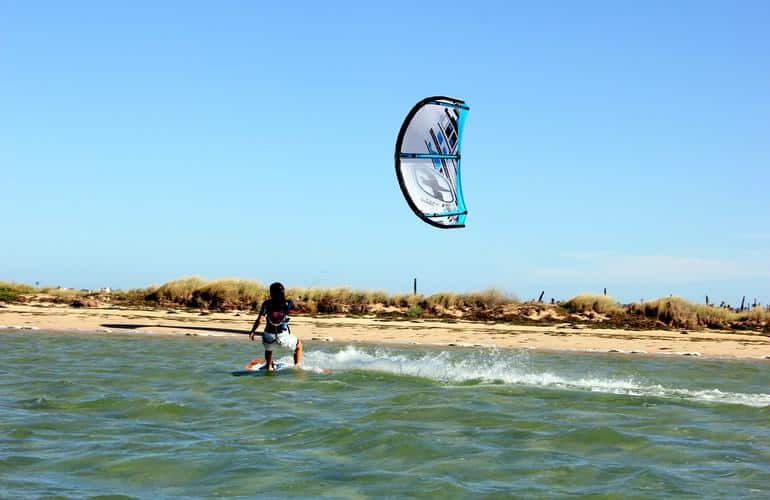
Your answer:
[1,331,769,498]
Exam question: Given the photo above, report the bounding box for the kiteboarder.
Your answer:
[248,282,303,371]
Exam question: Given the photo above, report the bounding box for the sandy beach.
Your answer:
[1,302,768,361]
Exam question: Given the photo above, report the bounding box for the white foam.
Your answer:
[302,346,770,408]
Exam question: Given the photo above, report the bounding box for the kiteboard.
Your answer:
[231,357,332,376]
[231,357,290,376]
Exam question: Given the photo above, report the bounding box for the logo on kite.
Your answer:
[394,96,469,228]
[414,165,455,203]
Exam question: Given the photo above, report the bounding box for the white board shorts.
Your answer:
[262,331,298,352]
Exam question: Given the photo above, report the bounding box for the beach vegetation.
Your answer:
[425,289,517,310]
[629,297,753,329]
[111,287,157,307]
[1,276,767,332]
[0,281,36,294]
[563,294,623,315]
[737,306,769,324]
[428,292,460,309]
[0,288,18,302]
[407,305,424,318]
[293,287,354,314]
[0,281,34,302]
[191,279,265,311]
[146,277,207,305]
[465,288,516,308]
[38,287,85,298]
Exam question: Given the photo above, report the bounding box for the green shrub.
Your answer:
[0,288,19,302]
[407,305,423,318]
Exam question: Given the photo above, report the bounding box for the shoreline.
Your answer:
[1,303,769,362]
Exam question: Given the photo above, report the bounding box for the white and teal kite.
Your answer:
[395,96,469,229]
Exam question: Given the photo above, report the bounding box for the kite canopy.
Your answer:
[395,96,469,229]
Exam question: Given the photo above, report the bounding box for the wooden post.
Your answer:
[538,291,545,303]
[740,296,746,312]
[603,287,607,296]
[413,278,417,296]
[705,295,709,306]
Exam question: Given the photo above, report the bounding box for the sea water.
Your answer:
[1,331,768,498]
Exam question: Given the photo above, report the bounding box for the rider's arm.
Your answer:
[250,312,262,331]
[249,302,267,340]
[249,313,263,341]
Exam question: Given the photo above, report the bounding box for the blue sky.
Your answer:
[2,1,768,305]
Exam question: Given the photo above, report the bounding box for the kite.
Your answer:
[394,96,469,228]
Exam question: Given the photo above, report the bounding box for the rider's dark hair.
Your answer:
[269,282,285,302]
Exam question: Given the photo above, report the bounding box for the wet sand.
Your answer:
[1,303,769,361]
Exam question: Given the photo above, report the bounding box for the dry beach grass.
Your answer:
[1,278,769,361]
